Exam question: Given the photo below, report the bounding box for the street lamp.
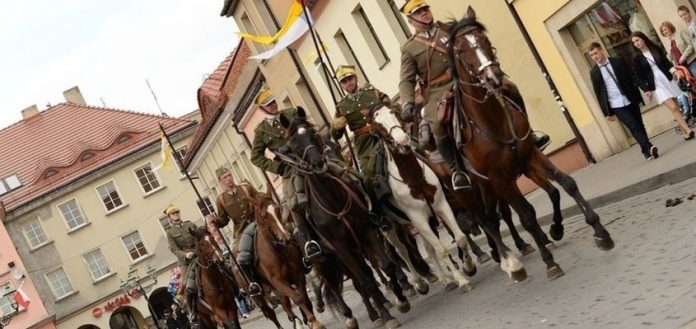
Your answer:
[0,298,19,329]
[119,265,161,329]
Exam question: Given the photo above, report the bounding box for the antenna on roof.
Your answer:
[146,79,168,117]
[99,97,107,107]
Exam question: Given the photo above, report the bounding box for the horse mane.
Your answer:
[446,16,487,81]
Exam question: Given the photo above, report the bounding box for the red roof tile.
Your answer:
[184,41,251,167]
[0,103,195,212]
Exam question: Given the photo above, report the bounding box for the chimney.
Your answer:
[63,86,86,105]
[21,105,39,119]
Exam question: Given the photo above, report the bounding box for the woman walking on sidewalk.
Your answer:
[632,31,695,140]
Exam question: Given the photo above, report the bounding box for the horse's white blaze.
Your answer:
[373,107,409,145]
[267,203,290,239]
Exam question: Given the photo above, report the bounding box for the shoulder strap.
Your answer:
[411,36,448,55]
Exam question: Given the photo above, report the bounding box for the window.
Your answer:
[197,196,215,217]
[96,181,124,211]
[352,5,390,68]
[83,249,111,281]
[46,268,74,299]
[122,231,149,261]
[240,11,265,53]
[174,147,188,176]
[159,216,172,231]
[22,218,49,248]
[58,199,87,230]
[134,163,161,194]
[381,0,412,43]
[334,29,367,83]
[0,174,22,196]
[0,282,17,314]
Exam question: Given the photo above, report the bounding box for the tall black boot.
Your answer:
[366,186,391,231]
[240,264,261,297]
[505,89,551,151]
[437,137,472,191]
[186,290,200,328]
[294,216,322,262]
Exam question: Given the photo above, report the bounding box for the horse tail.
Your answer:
[319,255,346,318]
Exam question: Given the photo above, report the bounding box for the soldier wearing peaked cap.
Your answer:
[249,88,322,263]
[205,166,262,296]
[332,65,396,230]
[163,204,200,325]
[398,0,550,191]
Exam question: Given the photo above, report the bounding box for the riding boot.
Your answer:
[418,120,436,151]
[436,137,472,191]
[532,131,551,151]
[240,263,262,297]
[293,213,322,262]
[366,185,391,231]
[186,290,200,328]
[503,83,552,151]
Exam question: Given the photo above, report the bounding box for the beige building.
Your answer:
[0,87,203,329]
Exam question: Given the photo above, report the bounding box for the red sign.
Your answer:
[92,308,103,318]
[92,294,132,317]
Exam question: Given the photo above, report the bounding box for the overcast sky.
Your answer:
[0,0,239,130]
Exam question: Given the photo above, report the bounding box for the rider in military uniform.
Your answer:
[398,0,550,191]
[250,89,322,262]
[331,65,395,230]
[163,204,200,326]
[205,166,263,296]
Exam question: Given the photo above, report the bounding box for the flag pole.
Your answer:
[158,124,244,285]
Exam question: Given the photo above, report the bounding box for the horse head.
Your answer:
[189,226,224,265]
[250,189,292,243]
[280,107,328,173]
[445,6,503,88]
[371,106,412,154]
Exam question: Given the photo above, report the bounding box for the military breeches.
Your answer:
[237,222,256,265]
[184,262,197,293]
[282,176,306,212]
[423,82,455,142]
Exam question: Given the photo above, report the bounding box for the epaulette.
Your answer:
[361,82,374,91]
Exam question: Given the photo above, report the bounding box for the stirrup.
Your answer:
[248,282,262,297]
[304,240,322,259]
[452,171,472,191]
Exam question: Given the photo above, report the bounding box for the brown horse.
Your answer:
[442,7,614,280]
[247,188,326,329]
[188,227,241,329]
[279,107,409,329]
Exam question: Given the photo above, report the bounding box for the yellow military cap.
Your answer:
[163,204,180,215]
[335,65,356,82]
[400,0,429,15]
[215,166,230,180]
[255,88,277,107]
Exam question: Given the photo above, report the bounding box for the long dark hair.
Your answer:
[631,31,665,61]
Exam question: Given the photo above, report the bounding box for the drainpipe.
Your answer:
[505,0,595,164]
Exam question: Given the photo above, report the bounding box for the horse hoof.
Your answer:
[294,318,304,329]
[372,318,386,328]
[445,282,458,292]
[595,236,615,251]
[490,251,501,264]
[313,322,326,329]
[550,224,564,241]
[346,317,359,329]
[386,319,401,329]
[415,282,429,295]
[458,283,474,293]
[462,264,477,277]
[477,254,491,264]
[545,242,557,250]
[403,287,417,297]
[383,300,394,309]
[546,265,565,280]
[510,268,528,282]
[519,244,536,256]
[426,273,439,283]
[396,300,411,313]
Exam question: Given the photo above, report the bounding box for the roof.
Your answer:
[0,103,196,212]
[183,41,251,168]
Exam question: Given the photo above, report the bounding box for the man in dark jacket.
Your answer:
[588,42,658,160]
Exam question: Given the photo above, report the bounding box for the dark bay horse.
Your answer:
[247,188,326,329]
[189,227,241,329]
[279,107,408,329]
[443,7,614,280]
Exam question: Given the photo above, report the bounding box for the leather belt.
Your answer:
[428,69,452,87]
[353,124,375,136]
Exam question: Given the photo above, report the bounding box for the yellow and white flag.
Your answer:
[154,129,173,171]
[238,1,304,45]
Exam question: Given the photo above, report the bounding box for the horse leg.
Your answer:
[253,295,283,329]
[383,228,427,295]
[543,160,614,250]
[367,253,390,289]
[466,233,491,264]
[309,269,325,313]
[434,190,477,278]
[363,233,410,314]
[495,180,564,280]
[498,201,536,255]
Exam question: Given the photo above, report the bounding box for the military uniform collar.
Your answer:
[415,26,438,39]
[348,88,363,101]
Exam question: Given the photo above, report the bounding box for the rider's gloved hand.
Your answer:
[333,116,347,130]
[401,102,415,122]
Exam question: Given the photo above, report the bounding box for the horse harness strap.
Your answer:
[353,123,376,136]
[305,175,364,250]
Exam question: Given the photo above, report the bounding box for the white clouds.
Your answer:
[0,0,238,128]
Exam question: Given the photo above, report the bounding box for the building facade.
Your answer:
[0,87,203,329]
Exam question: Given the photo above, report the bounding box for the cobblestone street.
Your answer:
[240,177,696,329]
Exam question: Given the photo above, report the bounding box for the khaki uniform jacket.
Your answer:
[251,108,297,179]
[212,182,258,250]
[332,83,394,180]
[165,220,198,284]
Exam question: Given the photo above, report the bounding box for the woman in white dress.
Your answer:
[632,31,694,140]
